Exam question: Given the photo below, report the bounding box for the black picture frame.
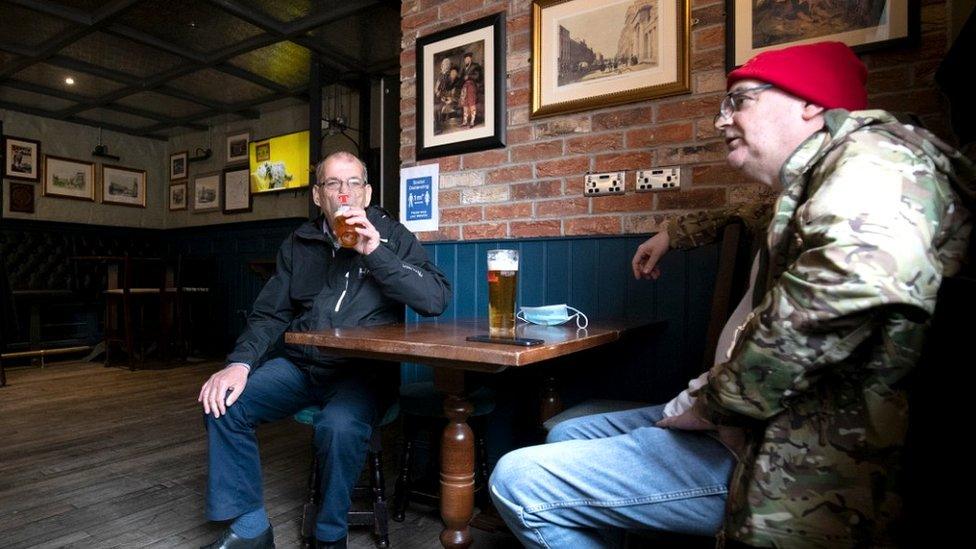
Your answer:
[415,12,506,160]
[222,166,252,214]
[725,0,920,71]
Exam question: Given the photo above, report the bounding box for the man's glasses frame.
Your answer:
[713,84,774,125]
[315,177,368,191]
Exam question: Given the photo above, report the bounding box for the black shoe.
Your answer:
[315,537,347,549]
[201,526,275,549]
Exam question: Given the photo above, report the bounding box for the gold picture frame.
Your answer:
[531,0,690,119]
[726,0,918,70]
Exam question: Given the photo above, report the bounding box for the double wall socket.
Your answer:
[636,167,681,191]
[584,171,625,196]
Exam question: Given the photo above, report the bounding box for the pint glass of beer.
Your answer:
[487,249,518,337]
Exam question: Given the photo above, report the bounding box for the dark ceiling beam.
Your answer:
[0,99,167,141]
[104,25,208,63]
[216,63,290,94]
[291,36,359,72]
[3,79,209,131]
[204,0,287,35]
[0,0,140,79]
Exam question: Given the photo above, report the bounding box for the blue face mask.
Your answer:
[517,304,588,329]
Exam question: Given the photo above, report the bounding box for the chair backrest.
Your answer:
[120,255,167,295]
[700,222,755,373]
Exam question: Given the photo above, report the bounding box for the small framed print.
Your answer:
[226,131,250,164]
[4,136,41,181]
[101,164,147,208]
[169,181,188,211]
[170,151,188,181]
[9,182,35,213]
[193,172,221,213]
[223,167,251,214]
[43,155,95,201]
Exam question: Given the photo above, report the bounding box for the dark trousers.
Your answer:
[204,357,381,542]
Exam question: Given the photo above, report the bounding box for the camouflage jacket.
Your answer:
[673,110,975,548]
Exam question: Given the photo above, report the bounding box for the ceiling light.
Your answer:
[65,77,75,85]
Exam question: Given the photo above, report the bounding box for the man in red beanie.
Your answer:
[490,40,974,548]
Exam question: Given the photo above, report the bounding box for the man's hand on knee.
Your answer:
[198,363,250,419]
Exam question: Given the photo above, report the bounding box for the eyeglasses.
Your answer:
[315,177,367,191]
[713,84,774,125]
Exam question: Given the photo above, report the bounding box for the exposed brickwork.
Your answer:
[402,0,954,241]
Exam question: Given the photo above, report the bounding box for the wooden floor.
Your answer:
[0,361,518,549]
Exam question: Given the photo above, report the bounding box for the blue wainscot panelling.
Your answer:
[402,234,721,404]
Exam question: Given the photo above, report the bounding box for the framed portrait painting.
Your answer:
[226,131,249,164]
[43,155,95,201]
[193,173,221,213]
[726,0,919,69]
[223,167,252,214]
[531,0,691,118]
[415,12,506,160]
[170,151,188,181]
[169,181,188,211]
[4,136,41,181]
[101,164,147,208]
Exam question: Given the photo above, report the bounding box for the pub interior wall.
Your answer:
[399,0,956,242]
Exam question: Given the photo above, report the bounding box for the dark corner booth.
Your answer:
[1,1,975,549]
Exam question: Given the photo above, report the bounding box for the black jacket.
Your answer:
[227,206,452,370]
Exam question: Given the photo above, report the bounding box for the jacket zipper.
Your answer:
[334,271,350,312]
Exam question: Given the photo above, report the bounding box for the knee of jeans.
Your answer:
[489,451,519,503]
[546,420,576,443]
[203,402,249,430]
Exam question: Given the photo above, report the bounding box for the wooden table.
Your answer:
[286,319,654,548]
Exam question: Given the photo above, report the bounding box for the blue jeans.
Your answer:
[204,357,382,542]
[489,404,735,548]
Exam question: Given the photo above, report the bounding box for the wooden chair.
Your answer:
[103,255,169,368]
[172,254,215,359]
[294,403,399,549]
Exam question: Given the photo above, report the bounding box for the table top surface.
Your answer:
[285,319,659,373]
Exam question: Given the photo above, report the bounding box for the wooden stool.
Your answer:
[294,403,398,549]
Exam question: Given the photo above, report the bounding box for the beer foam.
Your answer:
[488,254,518,271]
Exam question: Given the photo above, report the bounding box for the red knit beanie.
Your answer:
[727,41,867,111]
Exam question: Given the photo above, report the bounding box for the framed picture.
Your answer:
[169,181,188,211]
[415,12,506,160]
[4,136,41,181]
[170,151,188,181]
[726,0,919,69]
[223,167,252,214]
[226,131,250,164]
[531,0,690,118]
[193,173,221,213]
[101,164,147,208]
[43,155,95,201]
[9,182,35,213]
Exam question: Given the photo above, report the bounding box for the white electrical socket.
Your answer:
[636,167,681,192]
[583,171,626,196]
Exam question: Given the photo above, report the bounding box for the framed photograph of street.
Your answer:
[43,155,95,201]
[726,0,918,69]
[415,12,506,160]
[531,0,690,118]
[169,181,188,211]
[101,164,147,208]
[226,131,250,164]
[3,136,41,181]
[170,150,188,181]
[193,173,221,213]
[222,167,251,214]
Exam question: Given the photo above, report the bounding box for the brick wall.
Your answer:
[400,0,953,242]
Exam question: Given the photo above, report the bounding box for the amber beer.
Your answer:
[487,249,518,337]
[334,193,359,248]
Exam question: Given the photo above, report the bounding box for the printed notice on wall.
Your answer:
[399,164,439,233]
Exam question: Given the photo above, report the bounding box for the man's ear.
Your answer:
[312,187,322,208]
[802,102,825,121]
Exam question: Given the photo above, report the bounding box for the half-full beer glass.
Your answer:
[487,249,518,337]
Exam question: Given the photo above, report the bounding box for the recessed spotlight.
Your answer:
[188,21,198,29]
[65,77,75,85]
